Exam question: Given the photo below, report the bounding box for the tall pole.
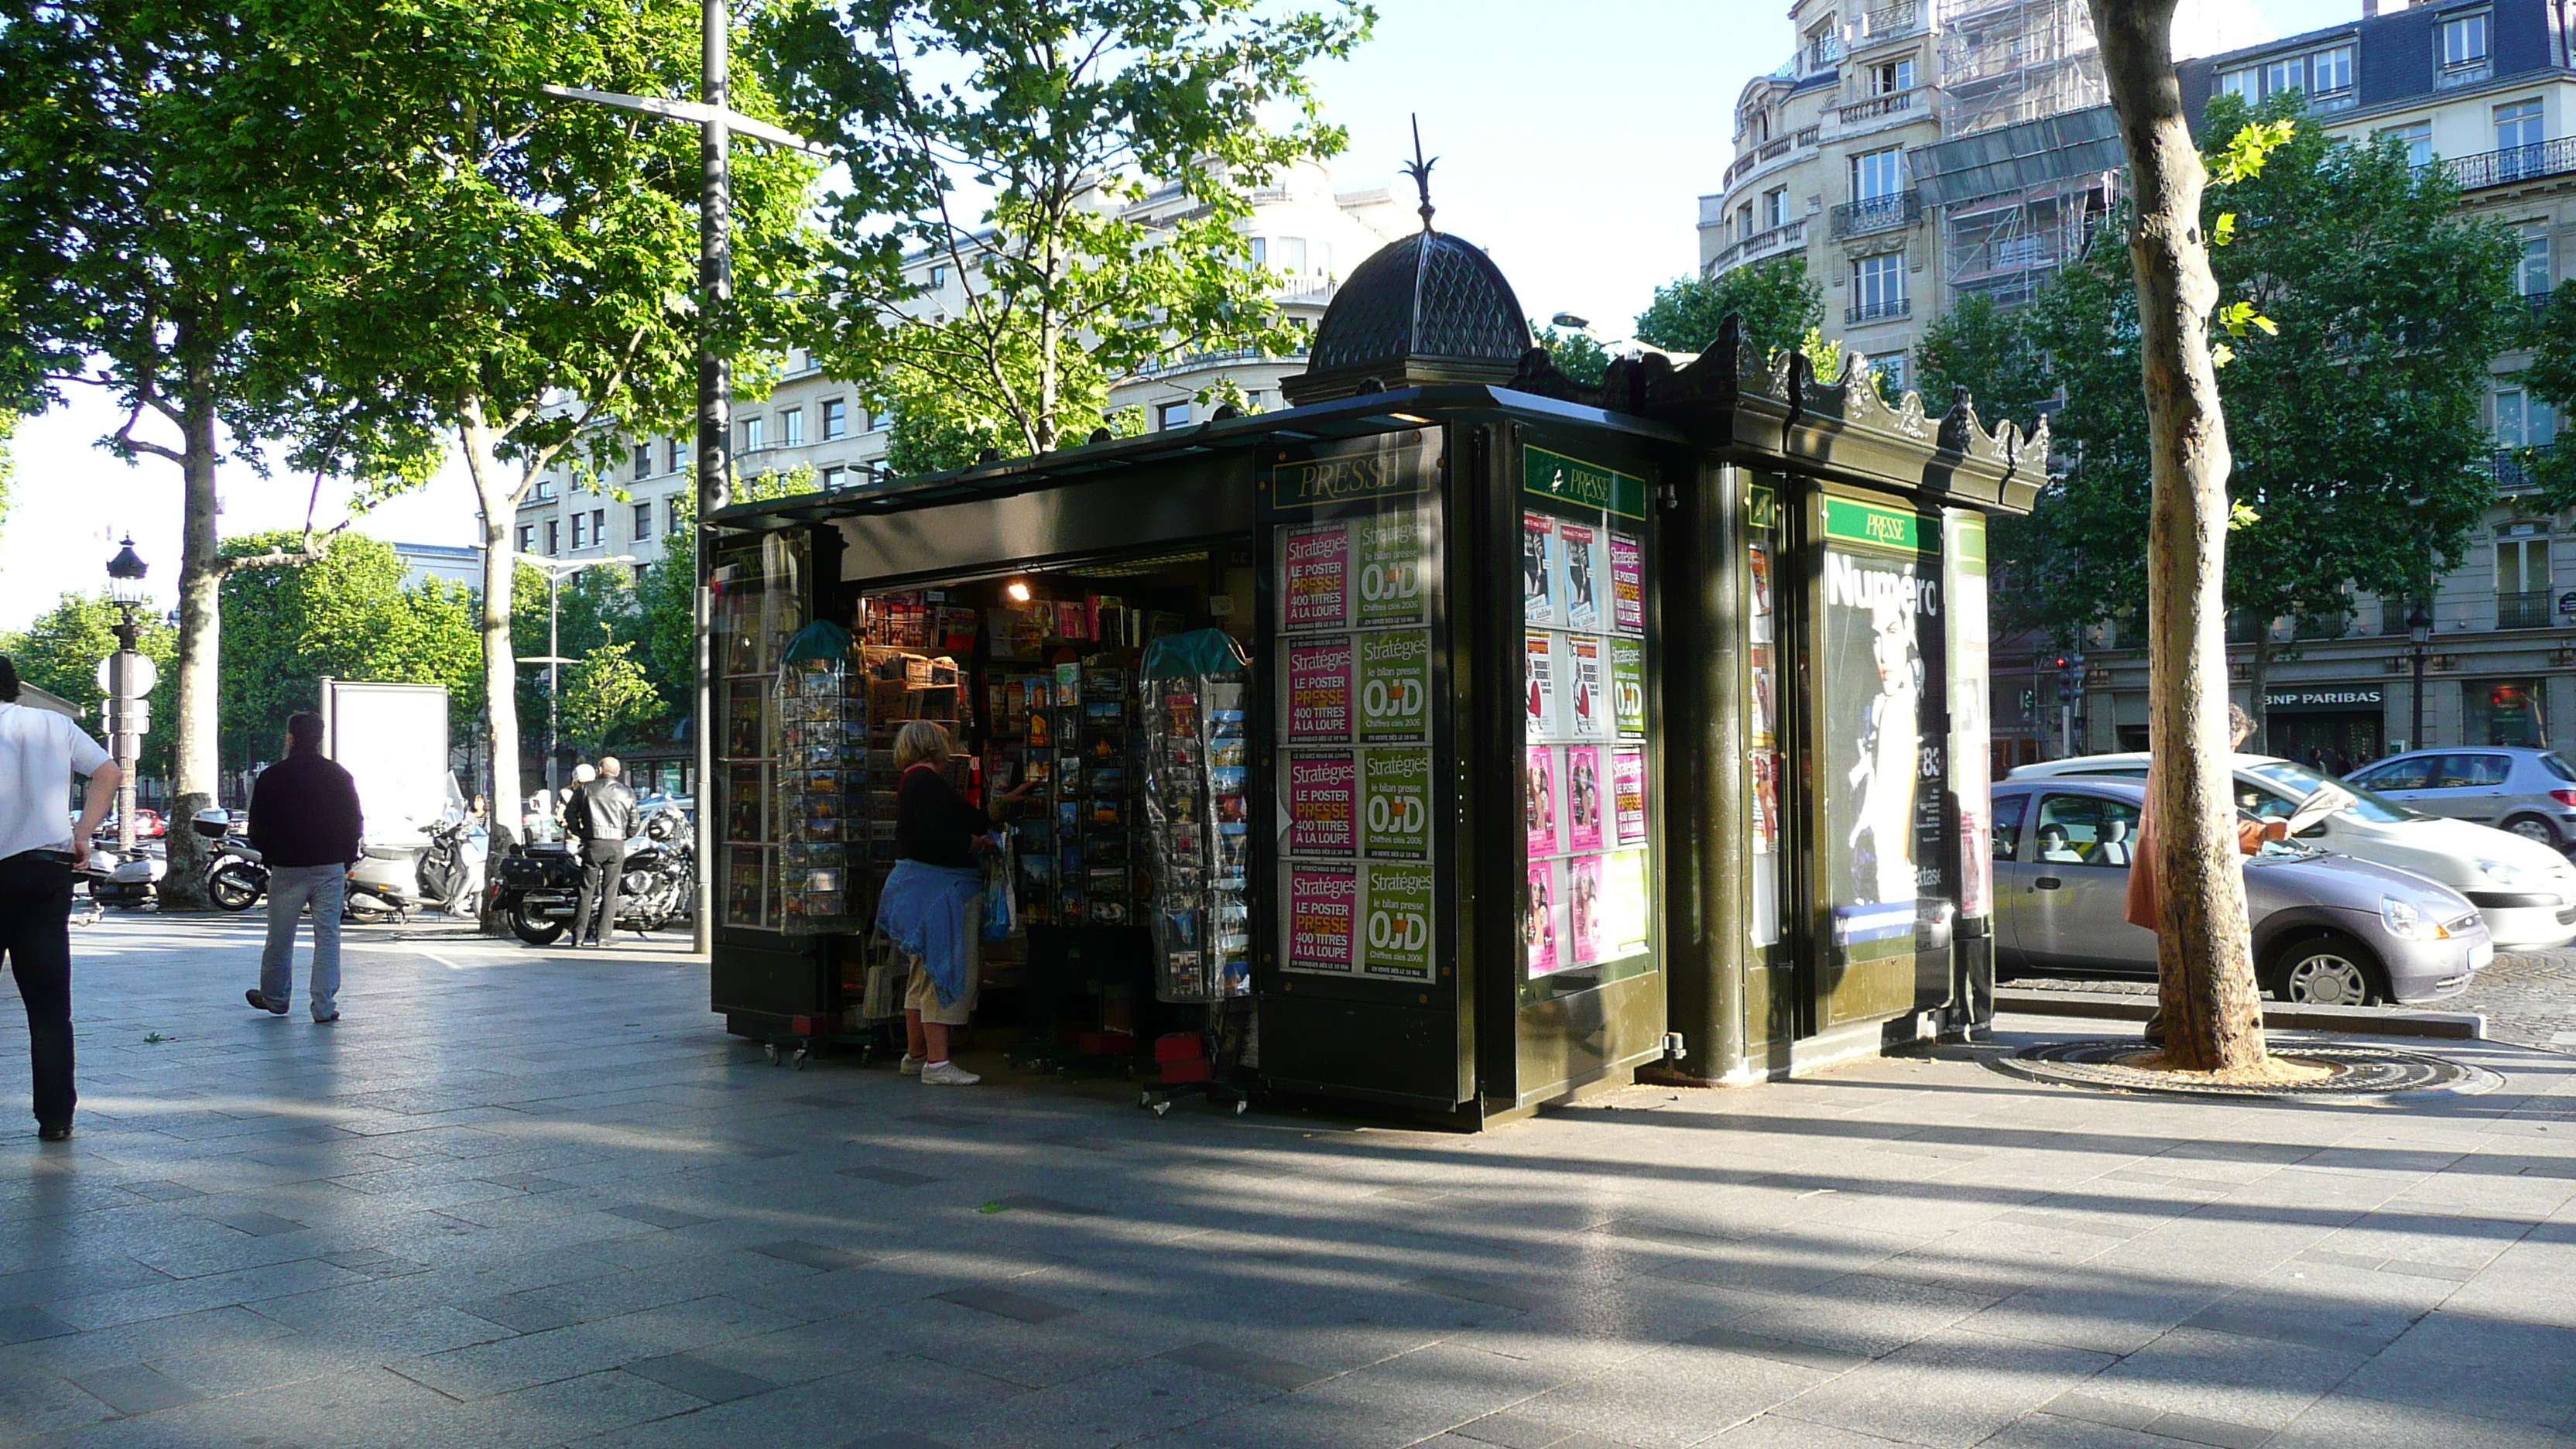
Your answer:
[547,570,564,806]
[2411,646,2427,751]
[111,607,140,857]
[694,0,731,954]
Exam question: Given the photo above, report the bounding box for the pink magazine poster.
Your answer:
[1525,632,1557,741]
[1524,860,1562,978]
[1612,531,1645,634]
[1568,855,1605,964]
[1288,864,1359,972]
[1282,521,1350,632]
[1525,745,1560,858]
[1613,748,1649,845]
[1568,635,1608,739]
[1287,752,1358,856]
[1286,638,1353,741]
[1564,745,1605,852]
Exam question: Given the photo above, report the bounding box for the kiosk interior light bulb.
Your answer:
[1006,581,1033,601]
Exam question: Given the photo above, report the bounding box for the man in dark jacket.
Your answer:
[571,755,638,947]
[245,712,363,1022]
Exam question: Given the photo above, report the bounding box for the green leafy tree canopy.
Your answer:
[1632,259,1823,360]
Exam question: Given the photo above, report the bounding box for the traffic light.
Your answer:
[2053,653,2078,708]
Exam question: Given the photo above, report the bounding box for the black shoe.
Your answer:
[37,1123,70,1142]
[245,989,288,1015]
[313,1013,340,1024]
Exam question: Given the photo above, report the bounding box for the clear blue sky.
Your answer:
[0,0,2369,629]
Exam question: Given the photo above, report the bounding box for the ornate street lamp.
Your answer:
[101,536,152,853]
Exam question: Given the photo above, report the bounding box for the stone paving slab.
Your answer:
[0,916,2573,1447]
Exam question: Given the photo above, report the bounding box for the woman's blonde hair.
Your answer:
[893,721,953,769]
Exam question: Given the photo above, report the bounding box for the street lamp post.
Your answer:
[2408,601,2434,752]
[520,555,635,830]
[536,31,830,951]
[101,536,152,857]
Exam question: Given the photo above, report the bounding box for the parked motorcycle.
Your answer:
[413,817,484,914]
[491,810,696,945]
[193,810,269,912]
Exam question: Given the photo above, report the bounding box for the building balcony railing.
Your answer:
[2437,57,2493,91]
[1854,1,1923,43]
[1846,296,1911,325]
[1714,219,1808,272]
[2493,442,2554,493]
[1831,189,1922,239]
[2430,135,2576,191]
[1837,90,1916,126]
[1804,37,1843,73]
[2499,589,2555,629]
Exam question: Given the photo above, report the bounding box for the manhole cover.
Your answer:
[1988,1039,2499,1101]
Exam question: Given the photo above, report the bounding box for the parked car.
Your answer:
[1992,777,2492,1004]
[2008,752,2576,950]
[2339,746,2576,850]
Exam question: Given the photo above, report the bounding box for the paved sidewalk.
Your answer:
[0,916,2572,1449]
[2014,945,2576,1053]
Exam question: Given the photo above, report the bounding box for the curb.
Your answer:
[1995,989,2486,1041]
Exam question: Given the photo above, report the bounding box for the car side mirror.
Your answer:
[2296,822,2328,839]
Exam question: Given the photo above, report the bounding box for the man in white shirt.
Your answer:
[0,656,122,1142]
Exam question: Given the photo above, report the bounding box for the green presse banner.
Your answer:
[1362,747,1432,858]
[1822,496,1922,554]
[1526,447,1648,520]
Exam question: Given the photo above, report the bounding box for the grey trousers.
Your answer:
[261,863,344,1021]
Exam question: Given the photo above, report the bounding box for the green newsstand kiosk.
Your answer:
[702,216,2043,1123]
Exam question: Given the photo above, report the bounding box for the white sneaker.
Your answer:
[920,1060,981,1086]
[898,1053,923,1077]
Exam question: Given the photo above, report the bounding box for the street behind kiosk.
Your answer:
[702,217,2043,1125]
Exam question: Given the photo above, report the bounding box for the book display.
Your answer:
[1140,632,1254,1002]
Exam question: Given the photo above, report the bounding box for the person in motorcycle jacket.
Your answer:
[570,757,638,948]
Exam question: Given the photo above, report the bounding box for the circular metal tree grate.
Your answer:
[1988,1039,2500,1101]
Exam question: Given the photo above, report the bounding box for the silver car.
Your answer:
[1993,779,2492,1005]
[2341,746,2576,850]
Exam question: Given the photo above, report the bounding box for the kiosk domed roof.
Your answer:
[1282,230,1531,406]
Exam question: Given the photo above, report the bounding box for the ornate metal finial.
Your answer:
[1401,114,1437,232]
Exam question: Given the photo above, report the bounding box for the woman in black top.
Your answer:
[879,722,1031,1084]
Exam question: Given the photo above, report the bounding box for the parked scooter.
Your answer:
[414,816,484,914]
[194,809,269,912]
[84,844,166,910]
[344,844,422,924]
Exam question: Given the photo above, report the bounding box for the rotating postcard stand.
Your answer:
[1137,629,1255,1114]
[774,619,862,938]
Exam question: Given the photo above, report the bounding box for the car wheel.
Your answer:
[2501,814,2562,849]
[2267,937,2385,1007]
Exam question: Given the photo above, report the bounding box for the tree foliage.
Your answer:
[757,0,1372,469]
[1632,259,1822,359]
[1962,94,2514,702]
[1,591,175,778]
[563,641,663,751]
[216,533,481,772]
[1533,324,1610,386]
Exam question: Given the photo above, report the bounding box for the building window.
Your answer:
[2496,385,2557,447]
[739,415,764,453]
[591,509,605,547]
[2260,56,2301,97]
[570,512,589,550]
[2311,45,2353,98]
[2467,678,2548,743]
[633,502,653,540]
[821,398,847,439]
[929,264,948,287]
[779,407,804,448]
[2523,225,2552,298]
[1247,390,1265,410]
[2218,67,2253,100]
[668,438,685,473]
[666,495,686,536]
[1156,401,1191,431]
[1874,352,1909,392]
[822,466,846,490]
[1852,252,1906,321]
[1762,187,1790,229]
[632,443,651,479]
[1279,237,1307,279]
[1736,203,1754,241]
[1868,57,1913,96]
[545,520,560,556]
[515,524,534,555]
[1852,146,1905,200]
[2441,11,2491,80]
[533,478,557,502]
[2498,536,2551,617]
[2377,120,2433,168]
[1249,236,1266,267]
[2497,99,2545,180]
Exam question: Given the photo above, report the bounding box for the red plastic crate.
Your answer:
[1077,1030,1136,1057]
[1153,1032,1204,1064]
[1160,1057,1214,1084]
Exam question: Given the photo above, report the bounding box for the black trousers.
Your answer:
[574,839,625,944]
[0,856,75,1128]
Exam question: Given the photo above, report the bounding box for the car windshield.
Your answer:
[2243,760,2418,824]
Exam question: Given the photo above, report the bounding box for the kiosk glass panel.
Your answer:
[711,532,808,930]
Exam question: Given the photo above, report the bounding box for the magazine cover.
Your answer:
[1560,522,1601,631]
[1524,859,1562,978]
[1569,635,1608,740]
[1525,745,1560,858]
[1525,631,1557,741]
[1567,854,1605,964]
[1522,512,1557,627]
[1564,745,1605,852]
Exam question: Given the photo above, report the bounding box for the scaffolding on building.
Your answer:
[1923,0,2118,306]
